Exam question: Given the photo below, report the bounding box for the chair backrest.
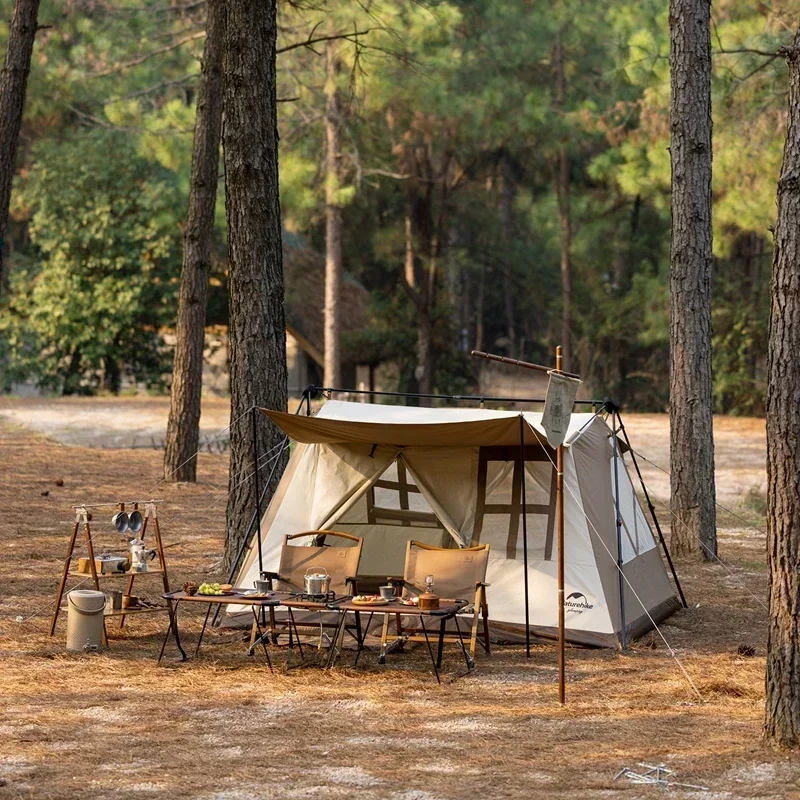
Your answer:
[277,530,363,595]
[403,541,490,601]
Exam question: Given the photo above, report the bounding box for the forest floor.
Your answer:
[0,398,796,800]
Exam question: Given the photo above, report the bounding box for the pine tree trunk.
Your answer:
[0,0,39,294]
[403,192,435,400]
[764,30,800,750]
[499,152,516,357]
[222,0,287,572]
[323,41,343,389]
[163,0,224,483]
[553,30,571,370]
[668,0,717,559]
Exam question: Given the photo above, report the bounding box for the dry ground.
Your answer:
[0,401,796,800]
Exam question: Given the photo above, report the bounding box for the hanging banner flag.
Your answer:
[542,370,583,448]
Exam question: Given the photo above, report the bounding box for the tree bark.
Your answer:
[323,41,343,389]
[553,30,572,370]
[764,29,800,750]
[222,0,287,572]
[403,188,435,399]
[163,0,224,483]
[0,0,39,294]
[668,0,717,559]
[499,151,516,357]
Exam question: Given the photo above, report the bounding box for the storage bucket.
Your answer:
[66,589,106,653]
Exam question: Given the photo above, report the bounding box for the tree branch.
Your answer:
[90,30,205,78]
[277,27,374,55]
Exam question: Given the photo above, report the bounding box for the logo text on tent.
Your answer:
[564,592,594,614]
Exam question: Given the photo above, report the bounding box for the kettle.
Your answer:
[304,567,331,596]
[129,539,157,572]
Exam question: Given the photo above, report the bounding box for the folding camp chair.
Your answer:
[258,530,363,649]
[381,540,491,662]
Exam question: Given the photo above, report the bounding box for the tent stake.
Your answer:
[555,345,566,705]
[611,410,627,650]
[519,414,531,659]
[614,411,687,609]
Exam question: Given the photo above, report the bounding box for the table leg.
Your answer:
[250,607,273,672]
[453,613,475,670]
[195,603,214,657]
[419,614,440,684]
[288,608,304,659]
[353,611,373,667]
[159,599,186,664]
[325,611,347,669]
[436,618,446,669]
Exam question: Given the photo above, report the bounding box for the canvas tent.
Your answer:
[229,400,681,648]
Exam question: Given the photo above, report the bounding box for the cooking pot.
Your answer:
[127,509,143,534]
[304,567,331,596]
[111,510,129,534]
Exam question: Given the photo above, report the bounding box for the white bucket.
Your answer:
[66,589,106,653]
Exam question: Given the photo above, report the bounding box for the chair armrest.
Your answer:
[260,571,280,580]
[345,576,359,594]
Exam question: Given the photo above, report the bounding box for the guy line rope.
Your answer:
[536,440,704,702]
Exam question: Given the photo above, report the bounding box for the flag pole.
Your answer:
[555,345,566,705]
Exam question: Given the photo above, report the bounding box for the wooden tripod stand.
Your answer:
[49,501,171,646]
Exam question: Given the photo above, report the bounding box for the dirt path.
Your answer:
[0,396,233,449]
[0,408,793,800]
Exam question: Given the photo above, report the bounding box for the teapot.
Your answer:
[304,567,331,596]
[129,539,157,572]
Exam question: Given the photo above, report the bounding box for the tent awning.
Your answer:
[261,409,550,448]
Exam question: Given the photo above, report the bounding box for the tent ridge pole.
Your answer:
[304,384,602,407]
[519,414,531,659]
[611,410,627,650]
[615,412,688,609]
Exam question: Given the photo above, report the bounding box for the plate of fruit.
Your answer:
[352,594,390,606]
[197,582,234,596]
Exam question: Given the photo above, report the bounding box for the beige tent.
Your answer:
[229,400,681,647]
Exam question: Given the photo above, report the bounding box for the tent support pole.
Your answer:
[519,414,531,659]
[614,411,688,609]
[252,406,264,577]
[556,345,566,705]
[611,410,627,650]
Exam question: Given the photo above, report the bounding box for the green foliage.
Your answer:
[0,0,792,411]
[1,132,181,393]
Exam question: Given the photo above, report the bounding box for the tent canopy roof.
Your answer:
[262,400,603,448]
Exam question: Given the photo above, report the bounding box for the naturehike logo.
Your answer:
[565,592,594,614]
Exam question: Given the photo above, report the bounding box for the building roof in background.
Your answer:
[284,244,371,367]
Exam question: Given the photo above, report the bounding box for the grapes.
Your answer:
[198,582,223,596]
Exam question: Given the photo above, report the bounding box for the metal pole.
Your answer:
[556,345,566,705]
[252,406,264,576]
[471,349,582,379]
[611,410,627,650]
[519,414,531,658]
[303,384,601,407]
[615,413,688,608]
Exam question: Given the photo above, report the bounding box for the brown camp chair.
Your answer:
[258,530,363,647]
[381,540,491,662]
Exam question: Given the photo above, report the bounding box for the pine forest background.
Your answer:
[0,0,792,414]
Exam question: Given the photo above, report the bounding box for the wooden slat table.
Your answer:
[158,590,291,669]
[288,596,472,683]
